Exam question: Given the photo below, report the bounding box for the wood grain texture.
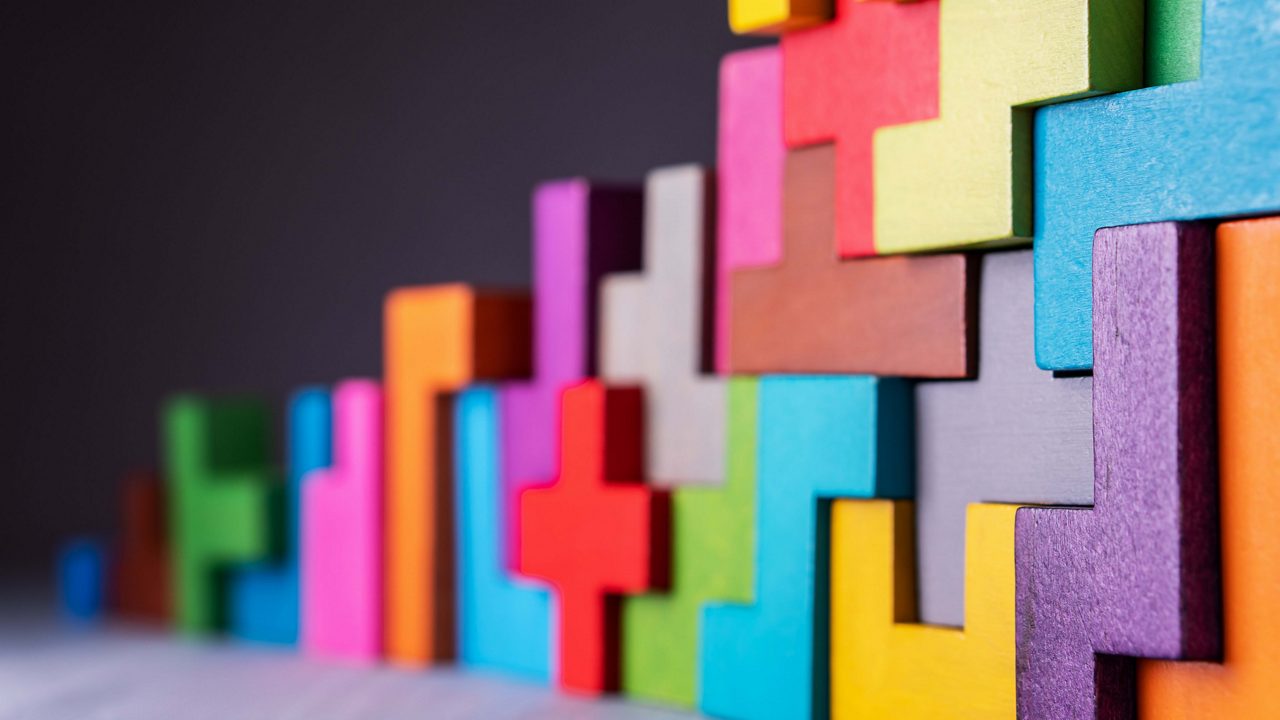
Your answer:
[914,249,1091,626]
[728,0,829,35]
[1137,217,1280,718]
[383,284,531,666]
[1016,222,1221,719]
[872,0,1142,254]
[831,501,1018,719]
[729,144,975,378]
[1033,0,1280,371]
[601,166,724,486]
[699,375,912,720]
[111,471,171,622]
[782,0,938,257]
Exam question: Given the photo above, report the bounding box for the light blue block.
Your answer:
[227,387,331,645]
[1034,0,1280,370]
[455,387,551,682]
[698,376,912,720]
[57,537,108,623]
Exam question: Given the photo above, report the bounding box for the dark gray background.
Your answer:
[1,2,758,575]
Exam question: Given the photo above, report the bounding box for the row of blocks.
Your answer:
[59,0,1280,718]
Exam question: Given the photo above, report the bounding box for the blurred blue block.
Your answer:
[227,387,331,644]
[454,387,550,681]
[58,537,108,622]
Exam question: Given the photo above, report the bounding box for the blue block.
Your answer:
[1034,0,1280,370]
[58,537,108,622]
[454,387,551,681]
[698,376,912,720]
[227,387,331,644]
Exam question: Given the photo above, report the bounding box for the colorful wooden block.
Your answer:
[913,249,1091,626]
[728,0,829,35]
[1034,0,1280,371]
[715,47,783,372]
[454,386,550,681]
[871,0,1142,255]
[700,375,912,720]
[1016,222,1221,718]
[601,165,724,486]
[1137,217,1280,718]
[164,395,279,635]
[729,144,975,378]
[781,0,938,258]
[1147,0,1202,85]
[112,471,171,621]
[621,378,757,706]
[830,501,1018,718]
[518,381,670,695]
[58,537,108,622]
[384,284,531,666]
[227,387,331,645]
[301,381,381,662]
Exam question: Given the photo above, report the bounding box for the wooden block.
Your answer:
[112,471,171,622]
[782,0,938,258]
[913,249,1091,626]
[1034,0,1280,371]
[729,145,975,378]
[58,537,108,622]
[163,395,279,635]
[1137,217,1280,718]
[728,0,829,35]
[871,0,1142,255]
[518,381,670,695]
[454,386,550,681]
[1147,0,1202,85]
[699,375,912,720]
[1016,222,1221,718]
[601,166,724,486]
[830,501,1018,718]
[301,380,381,662]
[621,378,757,706]
[383,284,531,666]
[716,47,784,372]
[227,387,331,645]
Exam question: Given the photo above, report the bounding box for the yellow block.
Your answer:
[728,0,830,35]
[872,0,1142,253]
[830,500,1017,718]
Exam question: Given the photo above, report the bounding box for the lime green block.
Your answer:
[1147,0,1202,85]
[621,378,758,707]
[164,395,280,635]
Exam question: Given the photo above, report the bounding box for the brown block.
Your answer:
[112,470,172,621]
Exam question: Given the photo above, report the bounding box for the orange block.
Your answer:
[1138,217,1280,717]
[383,284,531,666]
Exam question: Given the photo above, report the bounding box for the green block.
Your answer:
[164,395,281,635]
[621,378,757,707]
[1147,0,1202,85]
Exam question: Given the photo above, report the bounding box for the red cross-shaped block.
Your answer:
[518,380,670,694]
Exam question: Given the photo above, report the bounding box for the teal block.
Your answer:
[699,375,912,720]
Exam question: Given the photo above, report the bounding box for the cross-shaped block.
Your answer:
[1017,222,1221,718]
[518,380,670,695]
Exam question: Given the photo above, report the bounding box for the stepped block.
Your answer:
[621,378,757,706]
[383,284,531,666]
[227,387,331,645]
[782,0,938,257]
[601,165,724,486]
[1016,222,1221,718]
[112,471,171,621]
[163,395,279,635]
[728,0,829,35]
[58,537,108,622]
[700,375,912,720]
[729,145,975,378]
[301,381,381,662]
[830,502,1018,718]
[1138,217,1280,718]
[913,250,1091,626]
[518,381,670,695]
[1034,0,1280,371]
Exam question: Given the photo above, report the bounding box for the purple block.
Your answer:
[501,180,642,569]
[1015,222,1221,719]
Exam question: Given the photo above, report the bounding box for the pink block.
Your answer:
[301,379,383,662]
[715,46,785,373]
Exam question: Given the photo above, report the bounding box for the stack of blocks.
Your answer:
[60,0,1280,717]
